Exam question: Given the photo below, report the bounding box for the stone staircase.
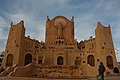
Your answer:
[9,63,34,77]
[1,64,17,76]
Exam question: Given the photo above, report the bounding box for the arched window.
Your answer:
[24,54,32,66]
[106,56,113,69]
[6,54,13,67]
[57,56,63,65]
[38,56,43,64]
[87,55,95,66]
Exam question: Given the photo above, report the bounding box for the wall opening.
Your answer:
[57,56,63,65]
[106,56,113,69]
[6,54,13,67]
[87,55,95,66]
[38,56,43,64]
[24,54,32,66]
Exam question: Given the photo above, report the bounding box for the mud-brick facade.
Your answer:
[1,16,118,77]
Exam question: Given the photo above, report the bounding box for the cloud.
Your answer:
[0,40,6,53]
[74,14,98,41]
[0,16,9,40]
[0,48,4,53]
[8,12,46,41]
[0,16,6,24]
[0,0,120,55]
[115,47,120,61]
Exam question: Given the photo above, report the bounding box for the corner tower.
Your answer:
[2,21,25,67]
[95,22,117,69]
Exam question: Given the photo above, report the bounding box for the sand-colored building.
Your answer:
[1,16,118,78]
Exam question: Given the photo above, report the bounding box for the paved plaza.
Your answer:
[88,76,120,80]
[0,76,120,80]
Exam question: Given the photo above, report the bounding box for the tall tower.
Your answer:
[44,16,80,65]
[2,21,25,67]
[95,22,117,69]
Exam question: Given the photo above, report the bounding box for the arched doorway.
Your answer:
[87,55,95,66]
[38,56,43,64]
[6,54,13,67]
[57,56,63,65]
[106,56,113,69]
[24,54,32,66]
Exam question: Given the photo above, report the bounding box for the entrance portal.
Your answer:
[24,54,32,66]
[6,54,13,67]
[87,55,95,66]
[106,56,113,69]
[57,56,63,65]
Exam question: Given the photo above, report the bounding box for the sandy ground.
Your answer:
[1,76,120,80]
[0,76,88,80]
[0,76,46,80]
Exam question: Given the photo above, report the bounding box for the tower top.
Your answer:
[97,22,101,26]
[71,16,74,22]
[46,16,50,22]
[108,24,110,28]
[10,22,13,26]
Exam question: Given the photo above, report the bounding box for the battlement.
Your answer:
[96,22,110,30]
[11,20,24,28]
[25,36,40,43]
[46,16,74,22]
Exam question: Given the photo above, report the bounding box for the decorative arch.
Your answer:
[24,53,32,66]
[87,55,95,66]
[6,54,13,67]
[57,56,63,65]
[106,56,113,69]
